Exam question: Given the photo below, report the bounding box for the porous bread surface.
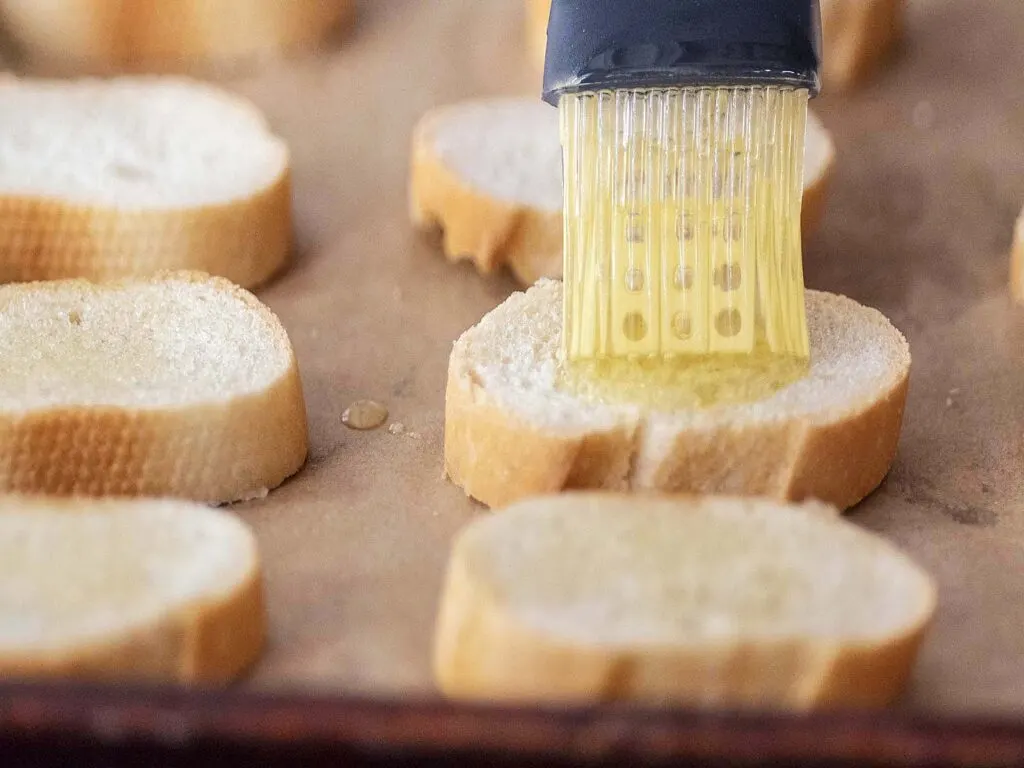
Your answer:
[459,280,905,429]
[422,98,832,214]
[0,276,290,410]
[435,492,935,708]
[428,99,563,211]
[412,98,834,285]
[0,273,308,502]
[456,495,933,646]
[0,77,287,208]
[445,280,910,509]
[0,497,255,652]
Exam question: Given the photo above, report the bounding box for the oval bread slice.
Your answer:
[0,496,264,684]
[1012,206,1024,301]
[0,272,308,503]
[821,0,906,91]
[0,76,290,288]
[410,98,835,285]
[0,0,354,73]
[434,493,936,710]
[445,279,910,510]
[525,0,550,71]
[525,0,904,93]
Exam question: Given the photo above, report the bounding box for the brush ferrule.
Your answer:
[542,0,821,105]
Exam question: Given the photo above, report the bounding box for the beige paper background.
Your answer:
[8,0,1024,716]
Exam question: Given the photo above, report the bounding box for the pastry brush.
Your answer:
[543,0,822,404]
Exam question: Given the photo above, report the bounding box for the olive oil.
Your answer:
[559,87,810,408]
[342,400,389,430]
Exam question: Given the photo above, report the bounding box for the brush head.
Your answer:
[546,1,819,405]
[558,86,811,408]
[542,0,822,105]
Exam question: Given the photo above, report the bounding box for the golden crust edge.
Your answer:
[820,0,907,91]
[0,0,355,72]
[432,494,936,709]
[0,502,266,685]
[0,272,309,503]
[0,166,292,289]
[525,0,550,70]
[443,290,910,512]
[410,106,834,286]
[1011,211,1024,302]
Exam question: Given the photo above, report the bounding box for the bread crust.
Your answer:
[410,114,563,285]
[410,105,833,287]
[444,287,910,511]
[0,498,266,684]
[820,0,906,91]
[0,564,265,684]
[525,0,550,72]
[434,493,936,709]
[0,272,309,503]
[0,0,354,73]
[437,557,933,710]
[1011,209,1024,302]
[0,165,291,289]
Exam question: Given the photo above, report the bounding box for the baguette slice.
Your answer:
[821,0,906,92]
[0,496,264,684]
[434,493,936,710]
[525,0,904,93]
[0,0,353,73]
[410,98,835,285]
[445,280,910,511]
[0,272,308,503]
[0,76,290,288]
[1012,207,1024,301]
[525,0,550,71]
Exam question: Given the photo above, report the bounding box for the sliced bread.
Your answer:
[0,271,308,502]
[445,279,910,510]
[1012,207,1024,301]
[0,76,290,287]
[434,493,936,709]
[525,0,904,92]
[410,98,834,285]
[0,495,264,684]
[821,0,906,91]
[525,0,550,72]
[0,0,353,73]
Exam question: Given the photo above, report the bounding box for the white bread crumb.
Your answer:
[0,77,287,208]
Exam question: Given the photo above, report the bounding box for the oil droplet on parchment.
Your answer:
[342,400,388,430]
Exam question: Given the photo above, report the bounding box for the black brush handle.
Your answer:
[542,0,821,105]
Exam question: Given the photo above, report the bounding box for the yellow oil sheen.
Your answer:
[559,87,810,408]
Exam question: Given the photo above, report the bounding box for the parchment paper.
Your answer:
[13,0,1024,717]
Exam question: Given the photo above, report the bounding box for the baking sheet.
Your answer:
[7,0,1024,717]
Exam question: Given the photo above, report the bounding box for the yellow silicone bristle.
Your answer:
[559,86,811,407]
